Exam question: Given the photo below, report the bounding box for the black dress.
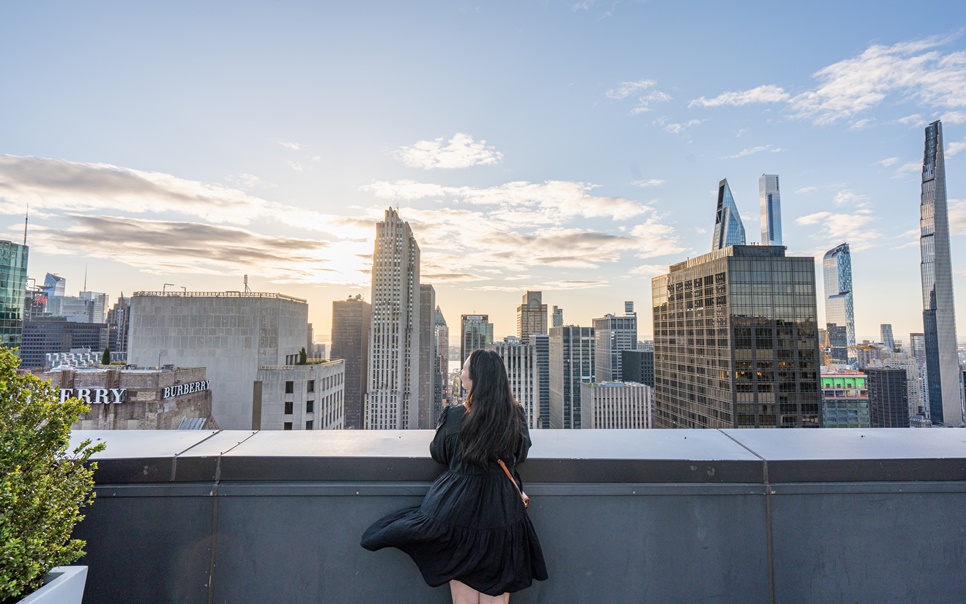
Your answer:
[360,404,548,596]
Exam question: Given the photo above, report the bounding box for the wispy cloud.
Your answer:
[949,198,966,235]
[607,80,671,114]
[723,145,783,160]
[898,114,925,125]
[946,139,966,157]
[394,132,503,169]
[689,85,790,108]
[833,190,870,210]
[877,157,899,167]
[653,117,703,134]
[940,111,966,124]
[278,141,302,151]
[849,118,875,130]
[629,264,668,277]
[795,209,881,251]
[691,35,966,125]
[795,186,817,194]
[633,178,665,188]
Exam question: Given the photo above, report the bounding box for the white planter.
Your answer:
[17,566,88,604]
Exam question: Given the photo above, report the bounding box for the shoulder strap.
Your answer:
[497,459,529,508]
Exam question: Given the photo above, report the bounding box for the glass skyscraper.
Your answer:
[919,120,962,425]
[0,240,28,354]
[759,174,782,246]
[823,243,855,364]
[711,179,746,251]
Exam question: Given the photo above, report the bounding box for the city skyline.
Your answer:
[2,3,966,344]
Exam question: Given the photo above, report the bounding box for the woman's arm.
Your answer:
[430,406,452,465]
[515,406,532,464]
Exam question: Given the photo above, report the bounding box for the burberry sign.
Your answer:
[163,380,211,399]
[60,388,127,404]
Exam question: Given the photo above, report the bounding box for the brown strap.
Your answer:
[497,459,528,508]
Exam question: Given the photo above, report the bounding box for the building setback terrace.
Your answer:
[69,429,966,603]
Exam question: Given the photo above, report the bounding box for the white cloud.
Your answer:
[689,85,790,108]
[630,264,668,277]
[940,111,966,124]
[795,186,817,194]
[278,141,302,151]
[394,132,503,170]
[607,80,671,114]
[946,139,966,157]
[660,118,703,134]
[950,198,966,235]
[723,145,783,160]
[606,80,656,100]
[795,209,881,251]
[894,160,922,177]
[849,118,875,130]
[877,157,899,167]
[633,178,665,188]
[833,190,870,209]
[225,173,266,189]
[288,161,304,171]
[898,114,924,125]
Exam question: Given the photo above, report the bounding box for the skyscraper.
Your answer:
[331,295,370,430]
[107,295,131,356]
[652,245,822,429]
[42,272,65,298]
[919,120,963,426]
[593,302,637,383]
[909,333,926,367]
[880,324,895,352]
[532,333,550,429]
[823,243,855,365]
[460,314,493,364]
[759,174,782,246]
[491,337,540,428]
[0,240,28,354]
[517,291,548,345]
[418,284,437,428]
[434,306,449,410]
[549,325,595,429]
[551,306,563,327]
[867,368,910,428]
[711,178,746,251]
[366,208,421,430]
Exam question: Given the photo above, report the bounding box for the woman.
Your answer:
[361,349,548,603]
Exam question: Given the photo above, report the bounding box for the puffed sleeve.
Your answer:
[430,406,452,465]
[514,406,531,465]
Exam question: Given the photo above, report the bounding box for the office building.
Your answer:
[0,240,28,353]
[880,324,895,353]
[367,208,421,430]
[867,367,910,428]
[759,174,782,246]
[552,306,563,328]
[883,353,925,419]
[25,282,48,321]
[490,337,540,428]
[128,291,312,429]
[107,295,131,357]
[20,317,108,369]
[435,306,449,409]
[42,273,66,297]
[46,292,108,324]
[460,314,493,364]
[254,360,345,430]
[549,325,595,429]
[621,349,654,387]
[821,371,870,428]
[823,243,855,365]
[919,120,963,426]
[418,285,437,428]
[652,245,822,429]
[909,333,926,367]
[331,295,370,430]
[593,302,638,382]
[711,178,746,250]
[517,291,548,345]
[580,382,652,429]
[34,366,216,430]
[533,333,550,429]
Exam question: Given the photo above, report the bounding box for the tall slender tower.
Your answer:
[418,284,437,428]
[823,243,855,364]
[759,174,782,246]
[435,306,449,409]
[517,291,548,345]
[712,179,746,251]
[0,240,29,354]
[366,208,421,429]
[332,295,370,430]
[919,120,962,426]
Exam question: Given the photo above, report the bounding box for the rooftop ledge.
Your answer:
[68,429,966,604]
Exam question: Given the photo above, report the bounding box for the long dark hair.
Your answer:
[460,349,523,468]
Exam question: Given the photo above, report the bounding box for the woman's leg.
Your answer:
[479,592,510,604]
[449,580,481,604]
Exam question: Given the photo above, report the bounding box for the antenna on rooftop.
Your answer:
[244,274,252,294]
[23,202,28,247]
[83,264,88,292]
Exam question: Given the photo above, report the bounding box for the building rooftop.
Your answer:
[132,290,306,303]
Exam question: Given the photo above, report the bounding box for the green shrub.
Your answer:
[0,347,106,600]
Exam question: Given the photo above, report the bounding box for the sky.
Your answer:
[2,1,966,345]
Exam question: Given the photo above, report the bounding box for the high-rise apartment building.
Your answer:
[418,285,437,428]
[434,306,449,411]
[42,273,65,298]
[711,179,746,251]
[621,349,655,387]
[460,314,493,364]
[918,120,963,426]
[823,243,855,365]
[867,368,910,428]
[107,295,131,356]
[593,302,637,382]
[652,245,822,429]
[517,291,548,345]
[367,208,421,430]
[490,337,540,428]
[759,174,782,246]
[909,333,926,367]
[821,371,870,428]
[880,324,895,352]
[331,295,370,430]
[0,240,28,353]
[532,333,550,429]
[551,306,563,327]
[549,325,595,429]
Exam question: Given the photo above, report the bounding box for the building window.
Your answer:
[307,380,315,393]
[285,381,294,394]
[284,401,293,414]
[305,420,313,430]
[283,422,292,430]
[306,400,314,413]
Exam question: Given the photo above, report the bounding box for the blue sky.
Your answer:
[2,1,965,344]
